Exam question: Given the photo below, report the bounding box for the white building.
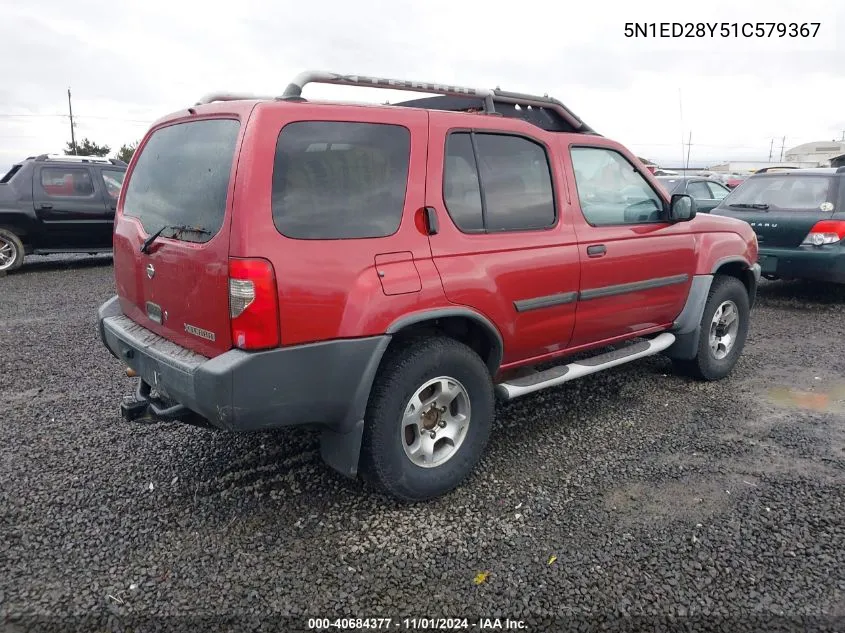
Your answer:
[784,141,845,166]
[707,161,816,174]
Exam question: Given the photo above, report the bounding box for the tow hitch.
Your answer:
[119,375,212,428]
[120,378,190,423]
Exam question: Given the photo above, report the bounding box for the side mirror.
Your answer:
[669,194,697,222]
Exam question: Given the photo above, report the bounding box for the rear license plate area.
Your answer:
[759,255,777,274]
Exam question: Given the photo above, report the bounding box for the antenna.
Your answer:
[779,136,786,162]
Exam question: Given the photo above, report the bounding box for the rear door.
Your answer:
[566,144,696,347]
[713,174,839,249]
[425,112,580,366]
[33,164,111,248]
[113,116,244,357]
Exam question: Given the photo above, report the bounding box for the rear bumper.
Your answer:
[758,245,845,283]
[97,295,390,433]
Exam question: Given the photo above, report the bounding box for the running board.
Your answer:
[495,333,676,401]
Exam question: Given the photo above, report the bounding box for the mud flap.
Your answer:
[320,419,364,478]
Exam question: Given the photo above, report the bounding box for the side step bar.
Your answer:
[495,333,676,401]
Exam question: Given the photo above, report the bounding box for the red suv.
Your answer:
[98,71,760,501]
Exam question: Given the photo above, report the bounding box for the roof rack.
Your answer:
[32,154,126,166]
[195,70,596,134]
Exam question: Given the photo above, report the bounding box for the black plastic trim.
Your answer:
[665,274,713,360]
[579,274,690,301]
[710,256,752,274]
[387,307,504,374]
[514,291,577,312]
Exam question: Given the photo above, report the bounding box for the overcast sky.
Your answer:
[1,0,843,173]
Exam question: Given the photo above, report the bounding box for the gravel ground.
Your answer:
[1,255,844,633]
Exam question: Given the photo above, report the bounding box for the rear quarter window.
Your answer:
[271,121,411,239]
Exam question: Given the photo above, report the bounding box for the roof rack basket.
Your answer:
[195,71,596,134]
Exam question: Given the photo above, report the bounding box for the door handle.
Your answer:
[39,203,53,210]
[587,244,607,257]
[423,206,439,235]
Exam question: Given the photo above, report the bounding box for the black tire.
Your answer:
[673,275,750,381]
[0,228,25,273]
[360,336,494,502]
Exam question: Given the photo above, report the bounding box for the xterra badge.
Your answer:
[184,323,216,342]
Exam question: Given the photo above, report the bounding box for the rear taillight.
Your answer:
[228,258,280,350]
[802,220,845,246]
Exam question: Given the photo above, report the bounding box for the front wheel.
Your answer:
[360,336,494,502]
[673,275,750,381]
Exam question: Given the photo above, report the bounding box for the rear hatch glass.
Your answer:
[715,175,838,247]
[123,119,240,241]
[115,118,241,357]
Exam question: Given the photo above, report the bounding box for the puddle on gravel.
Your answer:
[765,382,845,413]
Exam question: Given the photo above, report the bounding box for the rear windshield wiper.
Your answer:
[727,203,770,210]
[140,224,212,254]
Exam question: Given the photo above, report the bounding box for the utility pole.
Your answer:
[768,139,774,162]
[686,131,692,169]
[779,136,786,162]
[678,89,685,168]
[67,88,76,155]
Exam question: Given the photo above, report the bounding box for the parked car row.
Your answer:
[652,165,845,284]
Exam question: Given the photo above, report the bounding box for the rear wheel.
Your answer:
[673,275,750,381]
[0,228,25,272]
[361,336,494,501]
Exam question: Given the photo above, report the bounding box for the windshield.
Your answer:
[724,175,834,211]
[0,165,21,184]
[122,119,240,242]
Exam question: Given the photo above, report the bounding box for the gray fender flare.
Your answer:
[320,307,504,478]
[665,274,713,360]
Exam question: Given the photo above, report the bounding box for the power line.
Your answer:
[0,113,151,123]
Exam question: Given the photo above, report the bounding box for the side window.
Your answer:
[271,121,411,240]
[443,133,484,231]
[570,147,664,226]
[686,181,713,199]
[40,167,95,198]
[707,182,731,200]
[101,169,126,200]
[442,132,555,232]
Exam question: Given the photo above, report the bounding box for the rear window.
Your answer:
[725,175,835,211]
[271,121,411,239]
[123,119,240,242]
